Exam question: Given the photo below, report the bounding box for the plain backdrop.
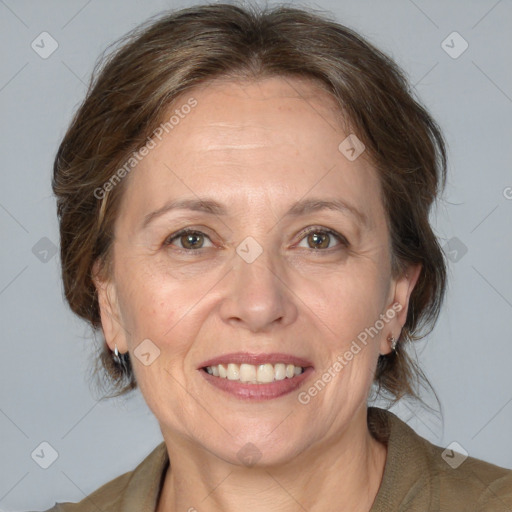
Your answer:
[0,0,511,510]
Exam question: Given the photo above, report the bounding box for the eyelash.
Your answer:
[163,226,349,254]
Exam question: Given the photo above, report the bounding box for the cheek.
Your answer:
[115,264,217,388]
[119,271,200,405]
[116,260,206,339]
[306,265,387,338]
[298,262,388,403]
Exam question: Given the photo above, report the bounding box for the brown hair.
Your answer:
[53,2,447,402]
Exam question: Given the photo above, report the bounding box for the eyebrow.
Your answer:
[141,196,369,230]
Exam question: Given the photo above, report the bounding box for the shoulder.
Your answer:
[420,434,512,509]
[42,471,132,512]
[368,407,512,510]
[43,441,169,512]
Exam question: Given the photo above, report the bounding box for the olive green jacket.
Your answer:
[45,407,512,511]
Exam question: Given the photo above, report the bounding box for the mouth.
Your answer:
[203,362,306,383]
[198,353,314,400]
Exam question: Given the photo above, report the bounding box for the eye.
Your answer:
[296,227,348,250]
[164,229,214,251]
[163,226,348,253]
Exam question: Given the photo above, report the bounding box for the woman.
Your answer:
[47,2,512,511]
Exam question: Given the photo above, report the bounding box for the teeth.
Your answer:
[204,362,305,384]
[239,363,256,382]
[227,363,240,380]
[274,363,286,380]
[257,363,274,383]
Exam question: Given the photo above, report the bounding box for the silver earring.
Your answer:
[113,344,121,364]
[389,336,398,351]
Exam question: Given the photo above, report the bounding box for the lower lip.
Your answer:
[200,367,314,400]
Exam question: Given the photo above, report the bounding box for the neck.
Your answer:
[157,407,387,512]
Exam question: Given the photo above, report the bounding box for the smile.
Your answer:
[204,362,304,383]
[198,353,314,400]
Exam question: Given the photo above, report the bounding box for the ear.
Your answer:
[92,259,129,354]
[379,263,422,355]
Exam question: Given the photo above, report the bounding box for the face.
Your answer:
[95,76,419,466]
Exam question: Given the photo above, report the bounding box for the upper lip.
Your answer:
[198,352,313,369]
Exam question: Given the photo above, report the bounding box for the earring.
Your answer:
[389,336,398,351]
[113,343,121,364]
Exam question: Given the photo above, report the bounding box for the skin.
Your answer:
[94,76,421,512]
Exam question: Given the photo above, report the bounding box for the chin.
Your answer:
[215,439,305,469]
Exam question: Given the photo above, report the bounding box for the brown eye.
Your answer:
[297,228,347,250]
[165,229,213,250]
[307,231,330,249]
[180,232,204,249]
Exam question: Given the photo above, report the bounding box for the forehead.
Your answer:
[173,75,348,150]
[116,76,384,230]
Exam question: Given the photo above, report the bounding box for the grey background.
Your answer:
[0,0,511,510]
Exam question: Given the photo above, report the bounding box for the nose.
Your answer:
[219,247,298,333]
